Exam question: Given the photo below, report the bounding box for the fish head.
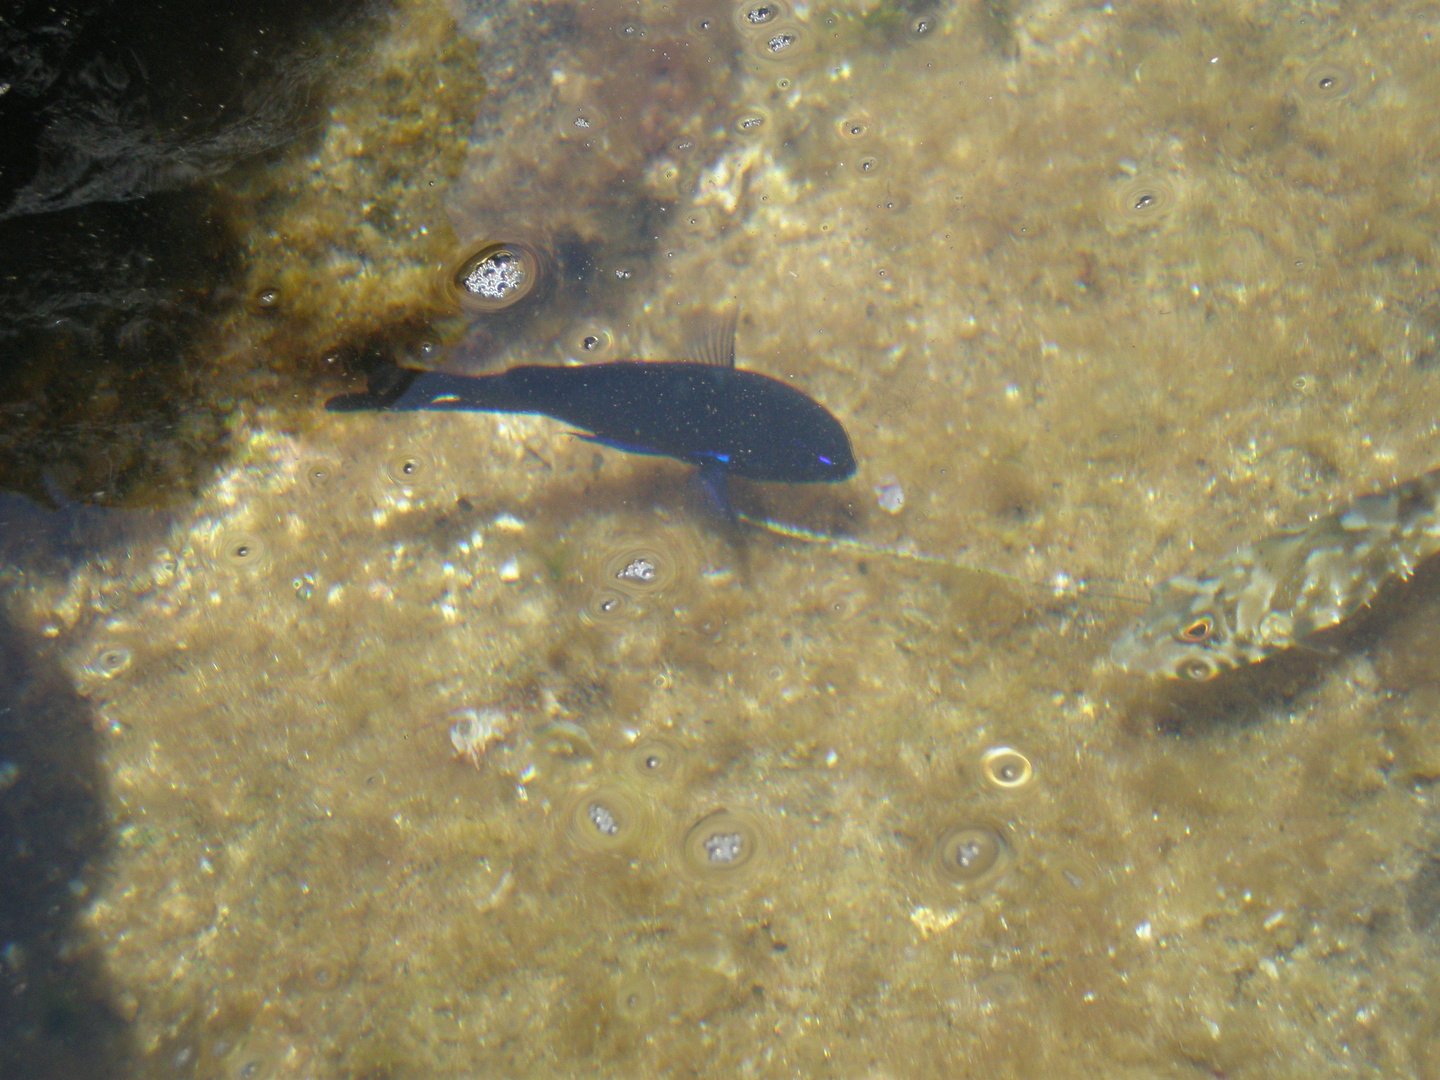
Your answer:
[796,435,857,482]
[715,425,856,483]
[1109,574,1251,681]
[774,424,857,482]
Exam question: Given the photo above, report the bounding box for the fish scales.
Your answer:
[1111,466,1440,680]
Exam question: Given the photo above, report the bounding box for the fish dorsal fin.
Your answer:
[686,305,738,368]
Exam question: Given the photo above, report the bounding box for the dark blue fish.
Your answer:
[325,319,855,516]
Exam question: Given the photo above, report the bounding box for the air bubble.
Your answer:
[625,738,684,785]
[303,459,338,489]
[980,746,1033,790]
[1299,62,1353,101]
[219,532,270,572]
[386,450,434,487]
[88,644,132,678]
[908,14,937,38]
[835,115,871,142]
[614,972,657,1022]
[252,286,281,312]
[681,205,717,235]
[1104,175,1180,232]
[580,588,636,627]
[855,154,883,178]
[932,824,1006,889]
[568,324,615,360]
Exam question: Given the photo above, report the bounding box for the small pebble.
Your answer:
[875,476,905,514]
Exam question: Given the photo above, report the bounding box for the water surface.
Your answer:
[5,1,1440,1077]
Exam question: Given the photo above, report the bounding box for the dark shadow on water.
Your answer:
[0,0,386,509]
[0,609,133,1079]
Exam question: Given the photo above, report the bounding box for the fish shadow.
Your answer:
[0,609,136,1079]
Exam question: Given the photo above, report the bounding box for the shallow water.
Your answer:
[4,0,1440,1077]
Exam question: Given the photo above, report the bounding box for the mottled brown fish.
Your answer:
[1111,466,1440,680]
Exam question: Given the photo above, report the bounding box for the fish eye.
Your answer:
[1176,615,1215,644]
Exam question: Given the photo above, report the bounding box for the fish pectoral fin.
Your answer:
[685,303,738,368]
[695,461,738,525]
[571,432,667,457]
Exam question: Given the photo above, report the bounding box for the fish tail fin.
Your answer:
[696,462,739,527]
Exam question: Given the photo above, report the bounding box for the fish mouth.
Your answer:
[1108,623,1150,673]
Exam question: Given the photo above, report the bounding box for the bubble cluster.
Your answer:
[730,106,772,137]
[931,824,1007,889]
[731,0,808,64]
[578,534,692,626]
[601,540,683,599]
[679,808,768,883]
[733,1,786,31]
[754,25,807,62]
[564,784,656,856]
[462,249,523,300]
[980,746,1033,790]
[448,240,547,313]
[555,101,611,139]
